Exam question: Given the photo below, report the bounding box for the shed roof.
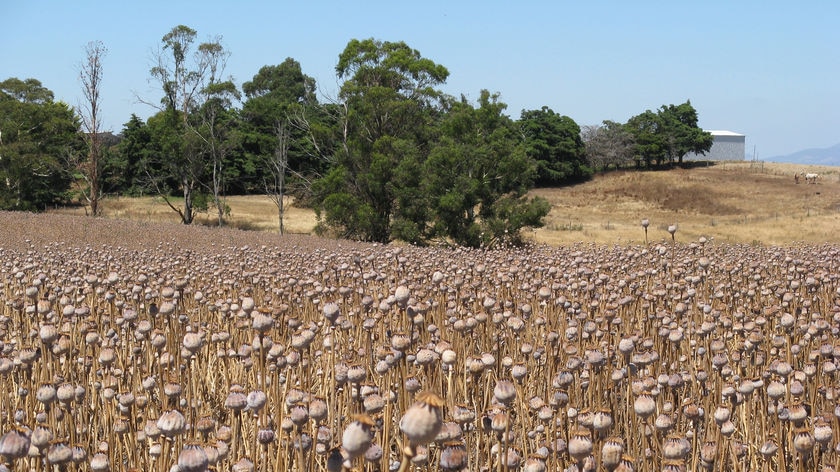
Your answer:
[705,130,745,137]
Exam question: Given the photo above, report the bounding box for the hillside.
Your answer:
[48,161,840,247]
[766,142,840,166]
[532,161,840,245]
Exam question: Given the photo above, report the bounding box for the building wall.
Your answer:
[684,133,745,161]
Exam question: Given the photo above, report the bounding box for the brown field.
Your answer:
[50,161,840,247]
[1,175,839,471]
[532,161,840,246]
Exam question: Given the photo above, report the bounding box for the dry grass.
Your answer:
[50,161,840,246]
[52,195,317,235]
[531,161,840,246]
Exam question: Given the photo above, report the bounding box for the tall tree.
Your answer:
[625,109,665,167]
[658,101,713,164]
[241,58,322,200]
[420,91,549,247]
[77,40,107,216]
[0,78,81,210]
[520,107,590,186]
[145,25,232,224]
[625,101,713,167]
[313,38,449,242]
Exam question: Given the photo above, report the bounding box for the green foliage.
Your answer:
[658,101,714,164]
[0,78,81,210]
[314,38,448,243]
[422,91,549,247]
[625,101,712,167]
[520,106,591,185]
[241,58,326,195]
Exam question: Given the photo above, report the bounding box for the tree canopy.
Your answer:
[520,106,590,186]
[1,28,720,247]
[0,78,81,210]
[625,101,712,167]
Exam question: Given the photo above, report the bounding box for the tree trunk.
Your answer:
[182,180,194,224]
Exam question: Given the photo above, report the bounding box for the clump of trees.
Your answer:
[0,78,81,211]
[0,25,713,247]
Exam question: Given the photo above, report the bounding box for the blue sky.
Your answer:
[5,1,839,159]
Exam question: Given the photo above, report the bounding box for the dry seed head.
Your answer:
[0,428,31,460]
[400,391,444,448]
[633,392,656,418]
[156,410,187,438]
[493,379,517,405]
[89,452,110,472]
[568,431,593,463]
[601,436,624,470]
[177,443,209,472]
[342,414,375,459]
[793,427,815,455]
[46,441,73,465]
[439,441,468,471]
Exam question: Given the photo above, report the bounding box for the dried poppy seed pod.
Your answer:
[46,441,73,465]
[439,441,468,471]
[156,410,187,438]
[0,427,31,460]
[633,392,656,418]
[493,380,516,405]
[182,332,204,354]
[792,427,815,456]
[698,441,717,469]
[342,414,375,460]
[662,434,690,460]
[177,443,208,472]
[814,417,833,445]
[568,429,593,462]
[89,452,110,472]
[399,391,444,453]
[224,386,248,411]
[601,436,624,470]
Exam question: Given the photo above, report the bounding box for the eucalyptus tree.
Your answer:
[519,106,590,185]
[241,58,322,232]
[144,24,235,224]
[313,38,449,243]
[420,91,550,247]
[625,101,712,167]
[658,101,713,165]
[0,78,81,210]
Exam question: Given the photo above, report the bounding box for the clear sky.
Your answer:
[5,1,839,159]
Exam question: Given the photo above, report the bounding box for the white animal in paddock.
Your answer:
[804,173,819,184]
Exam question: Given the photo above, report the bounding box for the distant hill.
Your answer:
[765,143,840,166]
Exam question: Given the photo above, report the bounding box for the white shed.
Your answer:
[683,130,745,161]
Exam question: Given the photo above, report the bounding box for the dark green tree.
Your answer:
[421,91,549,247]
[0,78,81,210]
[658,101,713,164]
[106,114,154,195]
[625,109,665,167]
[241,58,323,200]
[520,106,590,186]
[313,38,449,243]
[625,101,712,167]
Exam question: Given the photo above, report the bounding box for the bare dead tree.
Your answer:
[264,122,291,234]
[78,40,107,216]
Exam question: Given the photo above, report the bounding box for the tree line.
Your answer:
[0,25,713,247]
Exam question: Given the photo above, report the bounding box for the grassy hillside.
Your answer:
[50,161,840,246]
